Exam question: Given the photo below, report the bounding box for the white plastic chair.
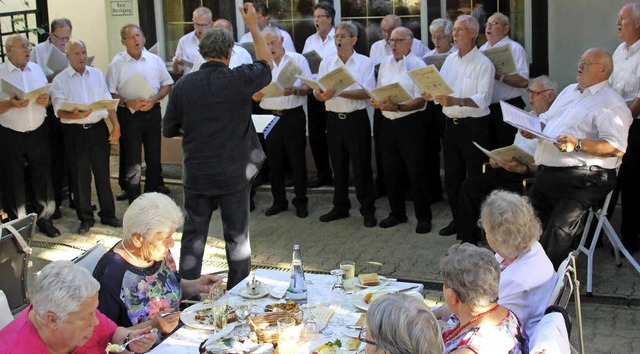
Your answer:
[0,290,13,330]
[576,191,640,294]
[72,241,107,274]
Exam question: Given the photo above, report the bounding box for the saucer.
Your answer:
[237,287,269,299]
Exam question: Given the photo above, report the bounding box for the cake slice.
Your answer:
[358,273,380,286]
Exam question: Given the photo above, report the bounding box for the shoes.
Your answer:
[416,221,432,234]
[319,209,349,222]
[265,204,287,216]
[378,215,408,229]
[308,177,332,189]
[296,205,308,218]
[250,199,256,212]
[157,184,171,195]
[285,177,294,188]
[51,207,62,220]
[116,190,129,201]
[77,219,95,234]
[37,219,61,238]
[363,214,377,228]
[439,220,457,236]
[101,217,122,227]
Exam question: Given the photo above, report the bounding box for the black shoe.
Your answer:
[439,220,457,236]
[37,219,61,238]
[296,205,308,218]
[363,214,377,228]
[250,199,256,212]
[116,190,129,201]
[265,204,287,216]
[101,217,122,228]
[51,207,62,220]
[416,221,432,234]
[308,177,332,189]
[378,215,408,228]
[157,185,171,195]
[319,209,349,222]
[76,219,94,234]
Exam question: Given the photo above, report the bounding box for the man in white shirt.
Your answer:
[50,40,122,234]
[369,14,429,66]
[370,27,432,234]
[608,3,640,254]
[252,26,312,219]
[191,19,253,72]
[173,7,212,75]
[31,18,71,81]
[302,2,337,188]
[479,12,529,149]
[423,15,495,237]
[107,24,173,204]
[314,21,376,228]
[239,2,295,53]
[0,35,59,237]
[525,48,632,268]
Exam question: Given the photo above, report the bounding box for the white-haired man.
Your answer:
[173,7,213,74]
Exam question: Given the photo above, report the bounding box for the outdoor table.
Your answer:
[150,269,424,353]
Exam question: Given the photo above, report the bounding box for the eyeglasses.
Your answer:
[388,38,411,43]
[432,35,449,42]
[485,21,504,28]
[527,88,553,96]
[334,34,354,39]
[358,328,377,347]
[193,23,211,28]
[577,60,604,68]
[313,14,330,19]
[51,32,70,42]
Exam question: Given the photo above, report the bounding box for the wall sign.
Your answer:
[111,1,133,16]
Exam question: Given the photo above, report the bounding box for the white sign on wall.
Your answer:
[111,1,133,16]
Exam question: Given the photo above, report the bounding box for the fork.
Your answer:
[113,328,158,352]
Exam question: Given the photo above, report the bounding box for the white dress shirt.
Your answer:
[318,52,375,113]
[610,39,640,118]
[191,44,253,72]
[51,66,113,124]
[535,81,632,169]
[303,27,337,78]
[440,47,495,118]
[240,28,296,53]
[173,31,200,74]
[106,50,173,97]
[377,53,426,120]
[369,38,429,66]
[479,36,529,103]
[0,61,48,132]
[422,46,457,58]
[30,40,67,78]
[259,52,311,110]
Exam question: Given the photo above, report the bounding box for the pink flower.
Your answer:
[147,297,171,318]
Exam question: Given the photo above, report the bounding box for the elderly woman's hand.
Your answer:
[125,326,158,353]
[152,310,181,334]
[197,274,224,294]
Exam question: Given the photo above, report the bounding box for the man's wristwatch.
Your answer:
[575,138,583,152]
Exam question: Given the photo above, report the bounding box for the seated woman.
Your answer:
[480,190,557,335]
[93,192,222,333]
[362,293,444,354]
[441,243,528,353]
[0,261,157,353]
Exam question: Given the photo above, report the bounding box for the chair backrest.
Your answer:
[547,252,576,309]
[72,242,107,274]
[529,309,571,354]
[0,214,37,315]
[0,290,13,330]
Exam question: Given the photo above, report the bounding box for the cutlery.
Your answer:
[395,285,419,293]
[346,325,365,330]
[113,328,158,352]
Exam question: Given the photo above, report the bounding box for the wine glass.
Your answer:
[210,288,228,333]
[235,302,252,337]
[330,269,345,294]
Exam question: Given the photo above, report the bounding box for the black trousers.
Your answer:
[373,108,385,193]
[118,105,162,203]
[533,166,616,268]
[62,121,116,223]
[424,102,446,202]
[0,123,55,220]
[306,94,332,181]
[488,96,525,149]
[457,168,531,243]
[265,107,308,208]
[380,112,431,222]
[442,115,490,218]
[46,105,66,207]
[326,110,375,215]
[181,184,251,289]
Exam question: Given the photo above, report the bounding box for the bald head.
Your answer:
[213,19,234,36]
[577,47,613,90]
[5,34,31,69]
[589,47,613,76]
[66,40,88,73]
[389,27,414,60]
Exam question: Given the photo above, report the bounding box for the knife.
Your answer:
[394,285,420,293]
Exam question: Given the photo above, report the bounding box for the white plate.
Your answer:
[341,327,361,338]
[237,287,269,299]
[354,276,391,288]
[269,285,288,299]
[181,302,234,330]
[351,289,423,312]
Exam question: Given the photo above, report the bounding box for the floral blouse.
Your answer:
[93,244,182,327]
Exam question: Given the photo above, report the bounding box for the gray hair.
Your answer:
[4,34,28,50]
[199,28,234,60]
[366,293,445,354]
[480,190,543,259]
[429,18,453,36]
[65,39,86,52]
[120,23,143,39]
[531,75,558,94]
[382,14,402,28]
[627,3,640,20]
[193,6,212,20]
[335,21,358,37]
[261,25,282,40]
[440,243,500,307]
[50,18,72,33]
[491,12,510,27]
[30,261,99,320]
[456,15,480,36]
[122,192,183,243]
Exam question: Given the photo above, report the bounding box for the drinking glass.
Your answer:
[330,269,345,294]
[235,302,252,337]
[211,294,228,332]
[277,316,298,354]
[340,261,355,293]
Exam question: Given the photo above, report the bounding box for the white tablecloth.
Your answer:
[150,269,424,353]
